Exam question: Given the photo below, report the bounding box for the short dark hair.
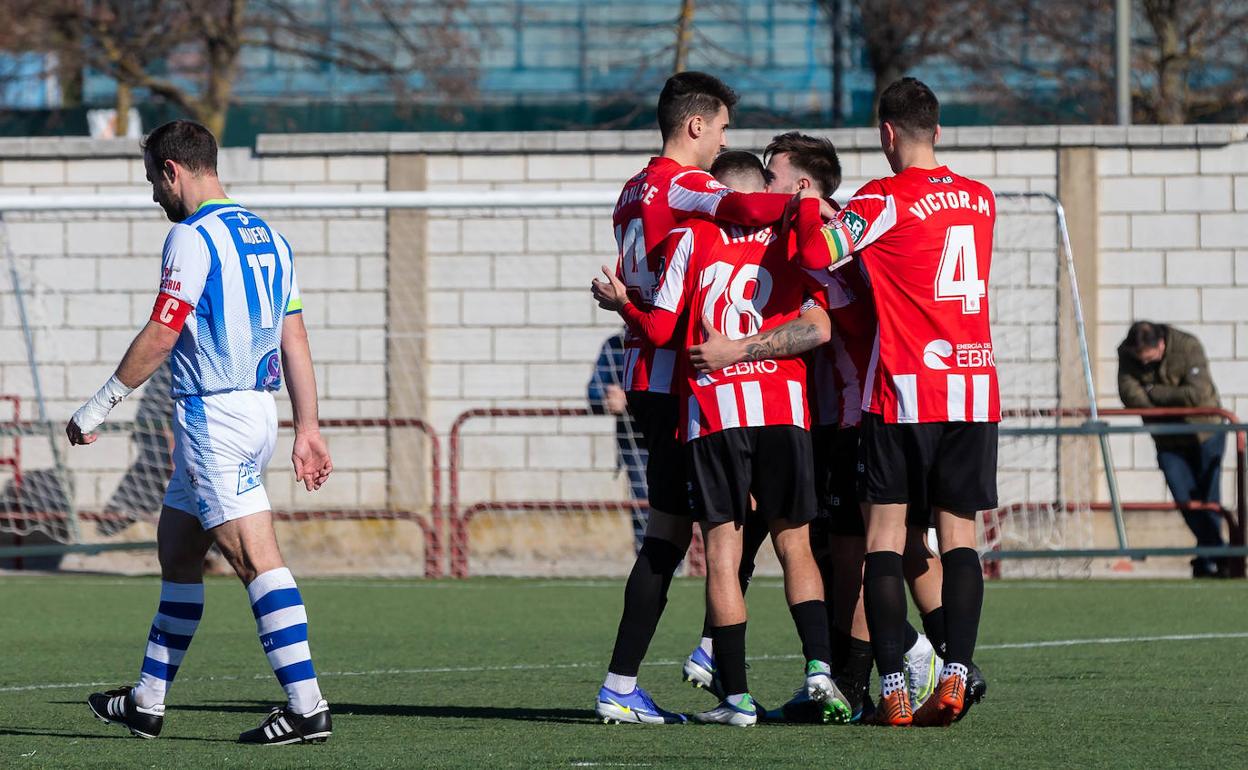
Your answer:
[1125,321,1164,352]
[710,150,767,187]
[763,131,842,197]
[878,77,940,142]
[657,71,738,142]
[141,120,218,175]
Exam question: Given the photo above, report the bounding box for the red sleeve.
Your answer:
[667,169,790,226]
[150,292,193,331]
[620,303,680,348]
[713,190,792,227]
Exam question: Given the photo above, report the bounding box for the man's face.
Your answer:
[144,152,185,223]
[766,152,806,195]
[695,105,731,169]
[1135,341,1165,365]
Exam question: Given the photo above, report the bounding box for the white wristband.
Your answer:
[71,374,134,434]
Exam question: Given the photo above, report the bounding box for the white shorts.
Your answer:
[164,389,278,530]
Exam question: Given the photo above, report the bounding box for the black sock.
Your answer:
[608,537,685,676]
[941,548,984,667]
[903,620,919,651]
[831,628,852,675]
[921,607,948,658]
[845,636,874,705]
[711,622,748,696]
[863,551,906,676]
[789,600,832,664]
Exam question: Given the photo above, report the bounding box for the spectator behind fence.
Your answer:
[587,329,649,552]
[1117,321,1228,578]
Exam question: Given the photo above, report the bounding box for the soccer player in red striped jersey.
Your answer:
[598,148,848,726]
[593,72,814,726]
[798,78,998,726]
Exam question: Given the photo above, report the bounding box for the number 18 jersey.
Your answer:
[154,200,302,398]
[808,166,999,424]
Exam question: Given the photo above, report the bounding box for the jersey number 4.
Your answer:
[935,224,985,314]
[244,252,278,328]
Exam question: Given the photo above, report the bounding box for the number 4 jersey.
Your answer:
[798,166,999,424]
[151,200,302,398]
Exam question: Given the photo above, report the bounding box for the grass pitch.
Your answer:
[1,574,1245,768]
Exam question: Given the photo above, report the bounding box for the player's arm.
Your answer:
[669,169,826,227]
[281,289,332,492]
[689,303,831,374]
[67,226,206,446]
[795,183,893,271]
[591,227,692,347]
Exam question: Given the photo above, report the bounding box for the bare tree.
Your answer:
[1,0,481,138]
[673,0,696,75]
[818,0,984,124]
[968,0,1248,124]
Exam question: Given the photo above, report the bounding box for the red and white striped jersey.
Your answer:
[806,260,876,429]
[796,167,999,424]
[612,156,790,394]
[647,219,822,441]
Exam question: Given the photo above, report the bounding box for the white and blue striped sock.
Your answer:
[134,581,204,709]
[247,567,323,715]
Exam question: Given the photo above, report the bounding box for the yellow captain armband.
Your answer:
[286,297,304,315]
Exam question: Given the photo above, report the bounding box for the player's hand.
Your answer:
[292,430,333,491]
[591,266,629,312]
[689,317,742,374]
[605,384,627,415]
[818,197,840,219]
[65,418,97,446]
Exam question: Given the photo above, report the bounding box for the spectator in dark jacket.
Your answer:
[587,329,648,552]
[1118,321,1227,577]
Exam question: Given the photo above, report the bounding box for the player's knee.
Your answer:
[638,536,684,577]
[643,509,692,548]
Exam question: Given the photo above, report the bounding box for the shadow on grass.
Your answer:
[168,700,597,724]
[0,727,234,743]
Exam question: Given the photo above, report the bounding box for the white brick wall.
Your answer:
[3,130,1246,565]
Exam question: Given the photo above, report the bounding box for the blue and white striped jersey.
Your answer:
[157,199,302,398]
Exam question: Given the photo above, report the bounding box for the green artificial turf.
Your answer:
[1,575,1245,768]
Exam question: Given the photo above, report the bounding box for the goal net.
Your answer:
[0,188,1099,577]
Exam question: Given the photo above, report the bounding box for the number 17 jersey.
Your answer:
[809,165,999,424]
[156,200,302,398]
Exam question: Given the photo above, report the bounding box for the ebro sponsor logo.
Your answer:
[721,360,778,377]
[923,339,996,369]
[923,339,953,370]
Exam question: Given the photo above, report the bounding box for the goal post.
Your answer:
[0,188,1116,576]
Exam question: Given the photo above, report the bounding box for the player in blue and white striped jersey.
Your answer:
[68,120,334,746]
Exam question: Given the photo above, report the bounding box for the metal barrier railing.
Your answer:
[0,412,446,577]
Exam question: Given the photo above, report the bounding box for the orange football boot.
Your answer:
[874,688,913,726]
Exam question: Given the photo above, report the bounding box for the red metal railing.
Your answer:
[448,407,646,578]
[986,406,1246,577]
[0,415,446,578]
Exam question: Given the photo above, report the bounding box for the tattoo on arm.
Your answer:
[741,321,823,362]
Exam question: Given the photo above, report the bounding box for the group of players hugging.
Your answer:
[590,72,999,727]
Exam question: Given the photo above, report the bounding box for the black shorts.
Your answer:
[626,390,689,516]
[812,424,865,537]
[858,412,998,517]
[686,425,817,526]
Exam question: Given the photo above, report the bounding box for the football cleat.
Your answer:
[595,686,687,724]
[953,661,987,723]
[903,634,941,709]
[692,694,758,727]
[872,689,913,726]
[682,646,722,698]
[238,699,332,745]
[804,661,853,724]
[87,685,163,739]
[770,687,823,724]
